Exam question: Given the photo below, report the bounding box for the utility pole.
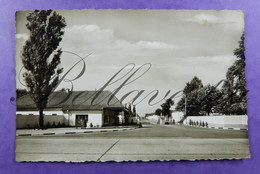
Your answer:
[179,93,188,124]
[184,93,187,117]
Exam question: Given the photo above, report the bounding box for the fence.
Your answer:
[16,115,65,129]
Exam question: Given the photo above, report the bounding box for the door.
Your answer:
[75,115,88,127]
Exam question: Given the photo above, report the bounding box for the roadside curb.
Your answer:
[184,124,248,131]
[210,126,248,131]
[16,127,137,136]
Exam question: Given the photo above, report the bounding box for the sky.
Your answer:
[15,10,244,116]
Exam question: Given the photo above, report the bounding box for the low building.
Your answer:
[16,90,127,128]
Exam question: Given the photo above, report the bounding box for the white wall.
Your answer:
[16,115,65,129]
[17,110,105,128]
[87,114,102,127]
[147,115,164,125]
[185,115,248,128]
[172,112,184,122]
[67,114,76,126]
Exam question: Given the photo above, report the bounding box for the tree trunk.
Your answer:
[39,109,44,129]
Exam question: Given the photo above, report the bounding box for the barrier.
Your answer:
[16,115,65,129]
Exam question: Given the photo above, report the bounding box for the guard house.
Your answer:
[16,90,126,127]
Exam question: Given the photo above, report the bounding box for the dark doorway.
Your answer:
[76,115,88,127]
[103,109,120,126]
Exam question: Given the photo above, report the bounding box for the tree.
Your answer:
[132,105,136,116]
[16,89,28,98]
[22,10,66,129]
[161,98,174,120]
[128,103,132,116]
[176,76,203,115]
[220,33,247,115]
[176,77,222,117]
[200,85,222,115]
[185,85,222,116]
[179,88,206,116]
[183,76,203,94]
[155,108,162,116]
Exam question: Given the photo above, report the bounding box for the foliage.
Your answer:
[220,33,247,115]
[16,89,28,98]
[133,105,136,116]
[154,98,174,121]
[22,10,66,129]
[155,108,162,116]
[200,85,222,115]
[161,98,174,118]
[176,76,204,115]
[128,103,132,116]
[183,76,203,94]
[182,89,203,116]
[176,81,222,116]
[176,33,247,116]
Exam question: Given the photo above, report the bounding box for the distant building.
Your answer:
[16,90,128,128]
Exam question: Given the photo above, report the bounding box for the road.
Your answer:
[16,123,250,162]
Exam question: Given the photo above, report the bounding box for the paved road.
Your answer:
[16,124,250,162]
[52,123,248,138]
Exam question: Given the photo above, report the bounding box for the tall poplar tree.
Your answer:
[221,33,247,115]
[22,10,66,129]
[132,105,136,117]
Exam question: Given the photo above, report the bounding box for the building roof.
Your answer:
[16,90,124,111]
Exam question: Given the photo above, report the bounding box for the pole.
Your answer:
[184,94,187,117]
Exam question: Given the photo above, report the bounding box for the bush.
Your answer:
[90,123,93,128]
[225,102,247,115]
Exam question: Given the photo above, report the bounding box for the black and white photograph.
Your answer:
[15,9,249,162]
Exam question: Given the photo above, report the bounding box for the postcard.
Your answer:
[15,9,249,162]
